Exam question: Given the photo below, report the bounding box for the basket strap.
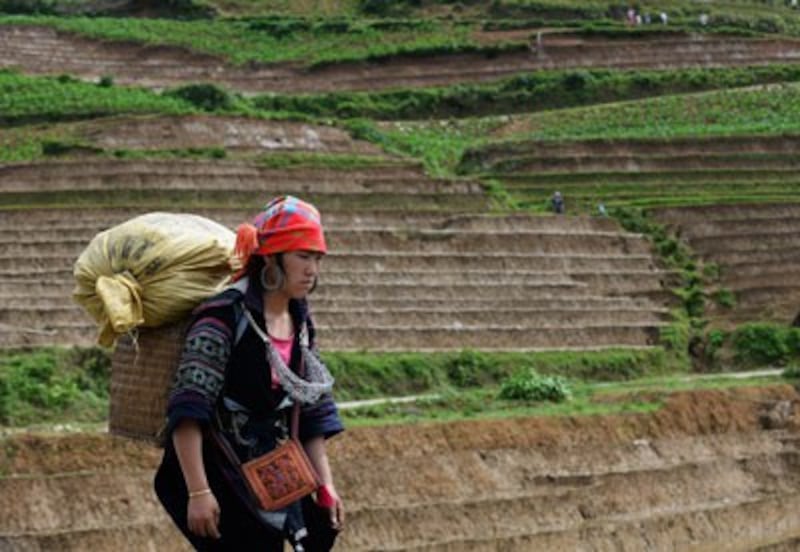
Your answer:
[233,301,249,346]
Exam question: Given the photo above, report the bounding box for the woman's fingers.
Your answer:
[332,499,345,530]
[189,516,220,539]
[206,517,222,539]
[187,494,221,539]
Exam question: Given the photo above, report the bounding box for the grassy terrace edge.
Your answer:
[3,329,800,428]
[0,344,794,429]
[0,9,797,68]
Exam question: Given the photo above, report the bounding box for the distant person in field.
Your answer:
[660,11,669,24]
[597,202,608,217]
[154,196,344,551]
[551,191,565,214]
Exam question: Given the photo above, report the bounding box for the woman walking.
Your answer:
[155,196,344,551]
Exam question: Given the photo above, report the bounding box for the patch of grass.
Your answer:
[0,346,782,429]
[713,288,737,308]
[369,82,800,179]
[0,14,494,66]
[0,69,198,125]
[353,0,800,34]
[494,82,800,142]
[381,83,800,183]
[0,0,216,17]
[255,152,395,169]
[356,117,507,177]
[255,65,800,121]
[198,0,360,18]
[341,384,659,426]
[492,0,800,31]
[111,147,228,159]
[341,371,784,426]
[496,180,800,215]
[323,348,672,401]
[499,169,800,186]
[0,347,110,426]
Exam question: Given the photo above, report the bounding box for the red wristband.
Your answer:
[316,484,337,509]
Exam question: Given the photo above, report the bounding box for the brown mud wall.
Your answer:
[1,385,800,550]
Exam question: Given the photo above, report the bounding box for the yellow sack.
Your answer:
[73,213,238,347]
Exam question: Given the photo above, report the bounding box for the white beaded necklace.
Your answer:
[242,307,334,405]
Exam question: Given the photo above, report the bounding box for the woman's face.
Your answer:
[281,250,323,299]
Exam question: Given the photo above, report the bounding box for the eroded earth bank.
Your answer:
[1,385,800,551]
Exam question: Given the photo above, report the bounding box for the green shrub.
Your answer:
[702,262,721,280]
[660,316,691,354]
[358,0,420,16]
[707,329,726,353]
[731,323,793,365]
[700,328,728,366]
[41,139,100,156]
[713,288,736,308]
[445,350,483,387]
[0,0,57,15]
[166,83,233,111]
[499,369,571,402]
[246,17,311,37]
[783,365,800,378]
[324,348,664,401]
[562,70,594,91]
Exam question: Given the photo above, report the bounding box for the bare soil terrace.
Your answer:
[1,384,799,550]
[2,25,800,93]
[652,203,800,327]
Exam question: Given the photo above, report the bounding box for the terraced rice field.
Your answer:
[3,2,800,550]
[2,385,799,550]
[2,25,800,93]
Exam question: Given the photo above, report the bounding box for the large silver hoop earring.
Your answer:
[260,263,284,292]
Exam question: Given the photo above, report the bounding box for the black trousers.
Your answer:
[155,450,338,551]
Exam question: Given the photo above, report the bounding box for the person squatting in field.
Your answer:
[155,196,344,551]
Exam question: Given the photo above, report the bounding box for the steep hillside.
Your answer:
[0,114,670,352]
[2,1,800,550]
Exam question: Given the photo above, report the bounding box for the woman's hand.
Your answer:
[187,491,221,539]
[317,484,344,531]
[173,420,220,539]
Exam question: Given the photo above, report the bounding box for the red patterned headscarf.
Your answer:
[233,196,327,279]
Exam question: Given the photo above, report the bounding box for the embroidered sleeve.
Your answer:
[164,313,233,434]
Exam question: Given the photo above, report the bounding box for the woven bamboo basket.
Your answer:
[109,319,189,444]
